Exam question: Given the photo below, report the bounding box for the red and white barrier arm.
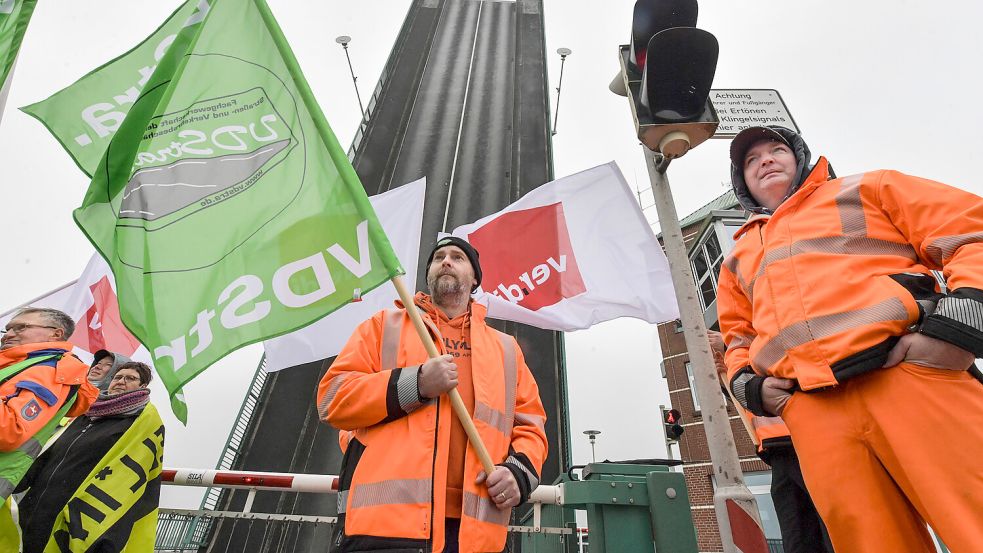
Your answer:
[162,468,339,493]
[162,467,561,505]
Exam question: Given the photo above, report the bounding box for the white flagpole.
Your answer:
[0,55,18,128]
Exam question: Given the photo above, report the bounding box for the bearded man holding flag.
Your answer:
[319,237,548,553]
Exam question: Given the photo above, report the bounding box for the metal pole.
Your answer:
[552,48,571,135]
[340,43,366,119]
[642,147,766,553]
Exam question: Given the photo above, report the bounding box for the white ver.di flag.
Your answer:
[0,254,152,366]
[447,162,679,331]
[262,178,426,371]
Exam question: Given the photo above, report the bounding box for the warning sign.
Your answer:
[710,89,799,138]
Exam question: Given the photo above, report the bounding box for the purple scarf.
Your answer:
[87,388,151,420]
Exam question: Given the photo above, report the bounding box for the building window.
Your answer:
[691,230,724,311]
[685,362,700,412]
[743,471,782,541]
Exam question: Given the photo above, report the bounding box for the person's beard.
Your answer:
[429,273,470,307]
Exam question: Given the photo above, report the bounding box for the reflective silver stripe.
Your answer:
[380,309,403,372]
[727,333,755,351]
[731,371,755,409]
[337,489,349,514]
[505,454,539,490]
[513,412,546,433]
[474,400,510,436]
[463,491,509,526]
[349,478,431,510]
[723,255,753,300]
[0,476,14,500]
[396,365,424,413]
[754,297,909,372]
[752,416,785,429]
[934,296,983,333]
[496,332,517,430]
[318,373,349,419]
[835,174,866,236]
[926,231,983,266]
[19,437,43,460]
[747,237,917,298]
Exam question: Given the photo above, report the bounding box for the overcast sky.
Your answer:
[2,0,982,509]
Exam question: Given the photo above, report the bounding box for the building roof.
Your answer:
[678,189,740,229]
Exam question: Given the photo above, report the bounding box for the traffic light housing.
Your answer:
[663,407,684,442]
[617,0,719,158]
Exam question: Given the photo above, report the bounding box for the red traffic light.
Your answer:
[629,0,698,72]
[664,408,681,424]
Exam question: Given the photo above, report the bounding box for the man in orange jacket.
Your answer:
[1,307,98,500]
[317,236,548,553]
[717,126,983,553]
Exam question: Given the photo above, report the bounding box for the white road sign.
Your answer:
[710,89,799,137]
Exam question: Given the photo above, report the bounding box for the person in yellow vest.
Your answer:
[709,330,832,553]
[15,361,164,552]
[318,236,548,553]
[1,308,97,501]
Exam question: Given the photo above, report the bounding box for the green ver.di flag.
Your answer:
[73,0,403,422]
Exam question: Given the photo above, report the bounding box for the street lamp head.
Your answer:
[556,47,572,58]
[335,35,352,46]
[583,429,601,439]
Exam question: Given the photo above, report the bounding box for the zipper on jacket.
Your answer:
[427,395,439,553]
[29,420,93,510]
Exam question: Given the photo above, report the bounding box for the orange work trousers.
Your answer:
[781,362,983,553]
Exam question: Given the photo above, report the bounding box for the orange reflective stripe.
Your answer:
[496,332,517,428]
[514,412,546,433]
[474,401,510,436]
[926,231,983,266]
[463,491,509,527]
[723,255,753,300]
[728,332,755,351]
[380,309,403,372]
[754,297,909,372]
[350,478,432,510]
[835,174,866,236]
[318,373,349,419]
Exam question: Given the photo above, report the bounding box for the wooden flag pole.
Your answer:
[391,275,496,474]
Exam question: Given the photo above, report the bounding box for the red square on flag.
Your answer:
[467,203,586,311]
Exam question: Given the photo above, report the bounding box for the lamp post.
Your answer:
[552,47,572,135]
[335,35,366,119]
[583,429,601,463]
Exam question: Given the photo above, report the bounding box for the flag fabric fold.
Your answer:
[263,179,426,372]
[69,0,403,422]
[20,0,208,176]
[0,0,37,121]
[449,162,679,331]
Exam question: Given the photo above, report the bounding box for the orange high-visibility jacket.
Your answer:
[719,159,983,415]
[317,293,548,553]
[0,342,97,451]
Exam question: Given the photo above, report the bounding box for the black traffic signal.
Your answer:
[663,407,684,442]
[617,0,719,158]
